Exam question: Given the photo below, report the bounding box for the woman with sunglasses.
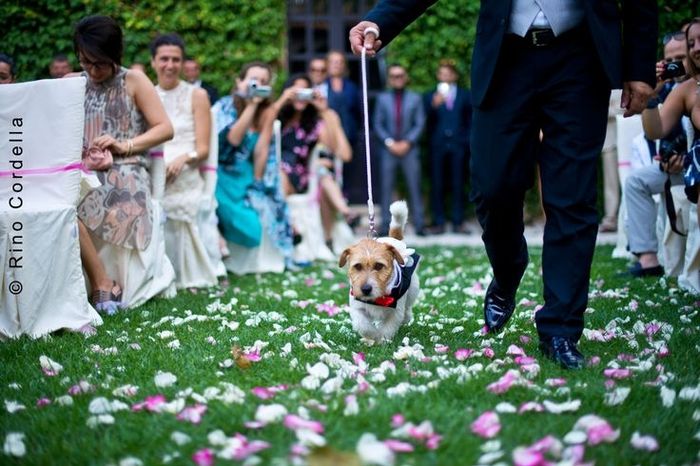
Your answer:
[70,15,173,313]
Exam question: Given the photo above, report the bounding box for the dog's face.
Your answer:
[339,238,404,301]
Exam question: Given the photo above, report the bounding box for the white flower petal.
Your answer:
[604,387,631,406]
[5,400,26,413]
[255,404,288,424]
[170,431,191,446]
[39,355,63,375]
[154,371,178,388]
[3,432,26,457]
[660,386,676,408]
[356,433,395,466]
[543,399,581,414]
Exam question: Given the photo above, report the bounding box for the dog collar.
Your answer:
[350,252,421,308]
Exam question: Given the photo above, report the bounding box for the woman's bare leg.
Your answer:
[78,220,113,292]
[319,175,350,215]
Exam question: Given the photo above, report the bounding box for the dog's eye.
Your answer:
[373,263,385,271]
[353,264,363,271]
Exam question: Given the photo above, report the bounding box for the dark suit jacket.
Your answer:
[423,87,471,150]
[365,0,658,107]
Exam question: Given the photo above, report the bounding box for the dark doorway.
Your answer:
[287,0,384,204]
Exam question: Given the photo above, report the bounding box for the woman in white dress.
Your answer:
[150,33,218,289]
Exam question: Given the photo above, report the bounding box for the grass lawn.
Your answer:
[1,245,699,466]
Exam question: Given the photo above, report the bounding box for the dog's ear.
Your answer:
[338,247,352,267]
[386,245,405,265]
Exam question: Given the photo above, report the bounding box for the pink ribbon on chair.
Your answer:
[0,161,88,177]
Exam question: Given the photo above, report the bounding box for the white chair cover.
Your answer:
[93,151,176,308]
[197,108,226,277]
[0,77,103,338]
[613,114,642,259]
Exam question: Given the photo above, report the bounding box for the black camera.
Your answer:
[659,60,686,80]
[658,131,687,167]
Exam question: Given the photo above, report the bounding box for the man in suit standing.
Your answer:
[373,64,426,236]
[424,60,472,234]
[350,0,657,369]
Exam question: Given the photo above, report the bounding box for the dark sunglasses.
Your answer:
[79,57,112,70]
[662,31,685,45]
[388,73,406,79]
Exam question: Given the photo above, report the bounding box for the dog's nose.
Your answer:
[360,284,373,296]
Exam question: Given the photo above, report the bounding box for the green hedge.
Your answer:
[0,0,286,98]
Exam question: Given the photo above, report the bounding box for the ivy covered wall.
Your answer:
[1,0,286,96]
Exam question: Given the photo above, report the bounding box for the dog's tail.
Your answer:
[388,200,408,241]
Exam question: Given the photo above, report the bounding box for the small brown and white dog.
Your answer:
[338,201,421,343]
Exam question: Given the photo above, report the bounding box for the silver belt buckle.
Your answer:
[531,29,548,47]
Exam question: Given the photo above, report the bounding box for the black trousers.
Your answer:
[429,143,468,227]
[470,26,610,341]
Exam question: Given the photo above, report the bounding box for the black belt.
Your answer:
[510,25,585,48]
[524,28,555,47]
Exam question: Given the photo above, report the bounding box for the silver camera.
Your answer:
[296,88,314,101]
[247,78,271,99]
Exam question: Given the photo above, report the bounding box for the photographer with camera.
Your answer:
[625,27,695,277]
[255,73,358,250]
[213,62,273,253]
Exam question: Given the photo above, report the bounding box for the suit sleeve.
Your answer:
[405,95,426,145]
[365,0,439,49]
[372,95,392,142]
[620,0,657,87]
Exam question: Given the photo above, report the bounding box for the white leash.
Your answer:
[360,46,377,238]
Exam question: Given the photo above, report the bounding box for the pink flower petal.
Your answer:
[283,414,324,434]
[316,302,341,316]
[176,404,207,424]
[470,411,501,438]
[425,433,442,450]
[518,401,544,414]
[192,448,214,466]
[36,397,51,407]
[483,348,495,359]
[384,439,414,453]
[391,414,405,428]
[454,348,474,361]
[513,447,544,466]
[603,368,632,380]
[507,345,526,356]
[435,344,450,354]
[515,356,537,365]
[545,378,567,387]
[132,394,167,412]
[487,369,522,394]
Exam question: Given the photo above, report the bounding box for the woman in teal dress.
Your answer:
[212,63,268,248]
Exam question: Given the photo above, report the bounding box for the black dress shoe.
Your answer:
[483,281,516,333]
[538,336,584,369]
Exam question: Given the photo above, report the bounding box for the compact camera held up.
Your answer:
[246,78,272,99]
[659,60,686,80]
[295,88,314,101]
